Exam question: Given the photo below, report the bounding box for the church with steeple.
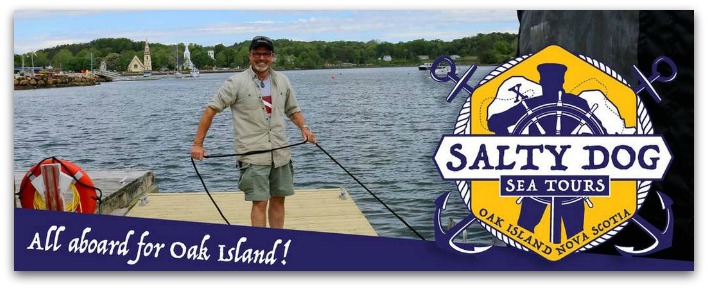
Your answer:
[127,39,153,75]
[183,43,194,70]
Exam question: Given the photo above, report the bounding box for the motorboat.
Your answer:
[433,65,451,76]
[418,63,432,70]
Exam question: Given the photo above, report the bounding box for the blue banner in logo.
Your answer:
[500,175,610,196]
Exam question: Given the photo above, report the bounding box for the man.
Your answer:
[191,36,316,229]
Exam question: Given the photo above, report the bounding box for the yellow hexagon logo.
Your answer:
[433,45,672,261]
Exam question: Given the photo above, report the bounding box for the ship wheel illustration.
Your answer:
[508,88,605,136]
[487,63,608,244]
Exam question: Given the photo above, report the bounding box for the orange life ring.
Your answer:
[18,158,98,213]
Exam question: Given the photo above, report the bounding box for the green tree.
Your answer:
[103,53,121,71]
[215,51,228,68]
[13,54,21,67]
[119,50,137,71]
[214,43,226,56]
[26,33,519,72]
[52,49,73,71]
[32,51,50,67]
[234,46,249,68]
[151,48,171,71]
[192,49,214,69]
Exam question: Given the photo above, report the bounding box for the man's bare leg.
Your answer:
[251,200,268,227]
[268,197,285,228]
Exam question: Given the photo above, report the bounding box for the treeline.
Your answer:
[13,33,517,72]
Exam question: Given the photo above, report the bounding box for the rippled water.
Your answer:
[14,66,496,241]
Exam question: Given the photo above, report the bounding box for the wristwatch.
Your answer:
[302,125,310,130]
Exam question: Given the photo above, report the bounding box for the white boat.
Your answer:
[433,66,451,76]
[190,67,199,78]
[418,63,432,70]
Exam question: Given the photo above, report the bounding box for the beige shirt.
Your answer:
[208,67,301,167]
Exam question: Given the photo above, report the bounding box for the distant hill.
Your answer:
[14,33,517,72]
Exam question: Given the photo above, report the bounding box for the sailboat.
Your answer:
[174,45,183,78]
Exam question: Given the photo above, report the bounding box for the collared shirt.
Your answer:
[208,67,301,168]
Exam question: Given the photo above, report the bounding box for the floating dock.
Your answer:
[127,189,377,236]
[14,170,377,237]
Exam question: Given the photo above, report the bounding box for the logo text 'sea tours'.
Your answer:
[432,45,673,261]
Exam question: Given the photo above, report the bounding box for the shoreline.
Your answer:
[14,63,497,90]
[13,73,107,90]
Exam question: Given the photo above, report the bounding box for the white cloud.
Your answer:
[197,26,255,32]
[246,20,277,24]
[13,10,520,52]
[296,17,321,23]
[14,34,91,54]
[383,28,518,42]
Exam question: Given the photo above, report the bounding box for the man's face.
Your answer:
[249,47,274,73]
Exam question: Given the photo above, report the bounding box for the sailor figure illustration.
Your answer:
[487,63,606,244]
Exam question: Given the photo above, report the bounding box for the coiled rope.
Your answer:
[33,184,82,212]
[190,141,426,240]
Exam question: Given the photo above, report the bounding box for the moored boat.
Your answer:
[418,62,432,70]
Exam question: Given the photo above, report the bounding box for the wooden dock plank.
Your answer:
[126,188,377,236]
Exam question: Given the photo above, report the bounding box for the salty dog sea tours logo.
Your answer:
[431,45,675,261]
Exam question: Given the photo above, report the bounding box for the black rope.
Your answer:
[191,141,308,226]
[313,143,426,241]
[191,157,231,225]
[204,141,308,158]
[192,141,426,241]
[15,156,104,214]
[15,156,54,197]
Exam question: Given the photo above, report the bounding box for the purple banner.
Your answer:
[14,208,692,271]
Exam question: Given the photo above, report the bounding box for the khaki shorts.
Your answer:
[238,161,294,201]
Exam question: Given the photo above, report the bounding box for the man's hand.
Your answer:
[191,144,206,160]
[302,126,317,143]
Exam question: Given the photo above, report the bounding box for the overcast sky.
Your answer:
[13,10,519,54]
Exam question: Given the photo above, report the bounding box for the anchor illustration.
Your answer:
[433,192,492,254]
[430,56,478,103]
[632,56,677,103]
[615,191,674,256]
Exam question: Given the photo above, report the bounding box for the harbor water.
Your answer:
[14,66,497,241]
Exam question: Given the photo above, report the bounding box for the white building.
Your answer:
[183,44,194,70]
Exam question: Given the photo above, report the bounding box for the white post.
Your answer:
[40,164,65,212]
[30,50,35,77]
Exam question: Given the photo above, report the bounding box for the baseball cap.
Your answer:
[249,36,274,51]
